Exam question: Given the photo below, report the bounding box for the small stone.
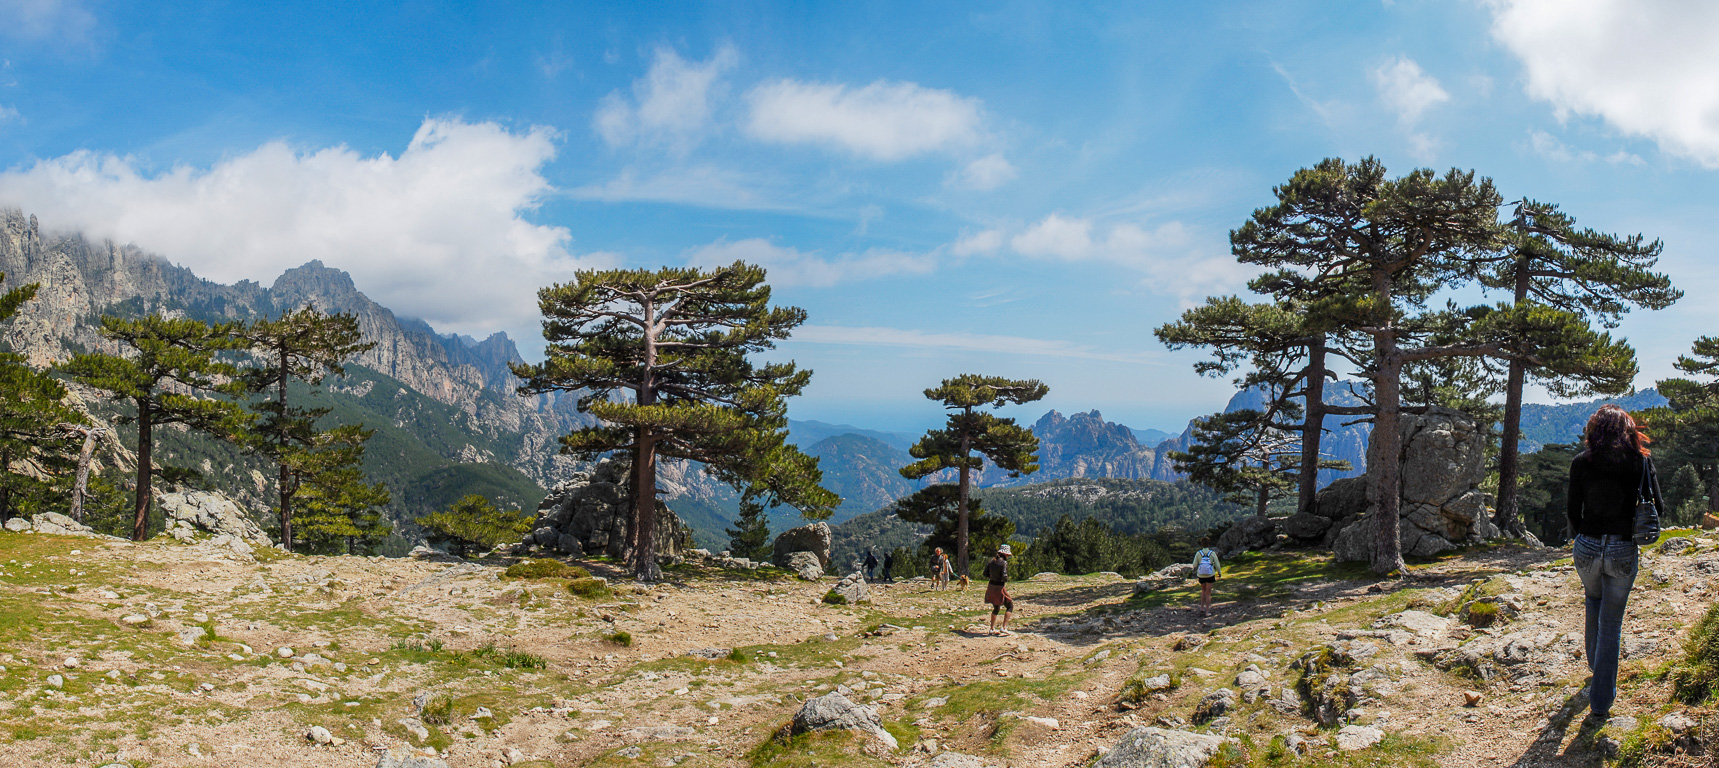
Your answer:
[307,725,335,745]
[1336,725,1384,751]
[1463,691,1483,707]
[278,647,295,658]
[503,747,526,764]
[46,674,64,690]
[121,614,150,627]
[62,657,79,669]
[1021,715,1060,729]
[105,669,122,680]
[616,746,643,758]
[366,658,381,665]
[1659,713,1698,735]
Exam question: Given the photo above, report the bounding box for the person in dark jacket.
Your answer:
[863,550,879,581]
[881,551,894,583]
[1567,404,1663,723]
[983,545,1014,636]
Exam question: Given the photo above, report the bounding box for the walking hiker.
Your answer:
[1193,537,1221,616]
[864,549,879,581]
[931,547,951,590]
[1569,404,1662,724]
[984,544,1014,635]
[882,551,894,583]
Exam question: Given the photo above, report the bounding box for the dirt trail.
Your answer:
[0,529,1713,768]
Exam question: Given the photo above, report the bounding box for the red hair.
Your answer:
[1585,404,1650,458]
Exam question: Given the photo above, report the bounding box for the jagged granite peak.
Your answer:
[1028,409,1162,482]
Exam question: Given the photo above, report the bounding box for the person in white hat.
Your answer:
[983,544,1015,635]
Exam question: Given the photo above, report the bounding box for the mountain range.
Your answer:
[0,208,1664,553]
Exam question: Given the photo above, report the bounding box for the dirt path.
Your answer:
[0,529,1713,768]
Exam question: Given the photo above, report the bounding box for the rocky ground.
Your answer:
[0,526,1714,768]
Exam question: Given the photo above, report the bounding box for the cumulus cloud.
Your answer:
[744,79,985,161]
[0,118,607,339]
[1527,129,1644,166]
[1370,56,1448,160]
[684,238,934,288]
[594,45,737,149]
[569,165,782,210]
[790,324,1155,363]
[951,228,1005,256]
[1488,0,1719,167]
[949,152,1016,190]
[996,214,1250,301]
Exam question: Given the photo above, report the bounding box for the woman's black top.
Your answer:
[983,557,1008,586]
[1567,449,1664,539]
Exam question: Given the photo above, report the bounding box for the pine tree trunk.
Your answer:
[278,345,294,552]
[1494,261,1532,538]
[1370,271,1407,575]
[1256,486,1270,518]
[71,429,99,523]
[1298,338,1327,516]
[133,398,153,542]
[956,414,972,578]
[633,432,660,582]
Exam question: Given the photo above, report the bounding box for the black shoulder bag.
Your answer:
[1633,455,1661,546]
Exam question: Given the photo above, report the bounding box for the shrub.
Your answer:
[501,649,548,669]
[1669,601,1719,705]
[415,495,534,557]
[567,577,610,599]
[504,559,589,580]
[821,589,847,605]
[1465,601,1500,628]
[420,695,454,725]
[727,648,750,663]
[607,631,633,647]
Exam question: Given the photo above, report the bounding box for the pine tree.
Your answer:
[416,494,534,558]
[1476,200,1679,538]
[513,262,838,582]
[239,305,375,552]
[58,316,247,540]
[1169,408,1350,518]
[898,374,1047,575]
[724,495,773,562]
[0,273,86,521]
[288,425,392,555]
[1642,337,1719,521]
[1235,158,1632,573]
[890,484,1016,569]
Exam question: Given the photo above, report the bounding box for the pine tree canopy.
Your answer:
[891,484,1016,563]
[0,273,87,520]
[416,494,533,558]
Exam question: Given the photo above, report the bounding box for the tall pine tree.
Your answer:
[59,316,247,540]
[238,304,374,552]
[1170,407,1350,518]
[899,374,1047,575]
[724,494,773,562]
[1642,337,1719,519]
[288,424,391,555]
[514,262,838,582]
[0,273,86,521]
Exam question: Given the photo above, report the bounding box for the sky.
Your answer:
[3,1,1719,434]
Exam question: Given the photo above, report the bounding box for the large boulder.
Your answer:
[1324,407,1500,562]
[527,458,690,562]
[772,522,832,572]
[789,692,897,750]
[158,490,273,548]
[1279,512,1332,542]
[1094,727,1235,768]
[1215,515,1278,557]
[785,551,825,580]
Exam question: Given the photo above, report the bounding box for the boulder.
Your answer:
[1660,536,1696,555]
[1191,688,1235,724]
[529,458,690,562]
[789,692,897,750]
[1094,727,1235,768]
[1279,513,1332,542]
[1335,725,1384,751]
[832,572,868,603]
[30,512,94,537]
[1215,515,1278,557]
[786,551,825,580]
[772,522,832,572]
[3,517,31,533]
[1326,407,1500,562]
[374,748,449,768]
[157,491,273,548]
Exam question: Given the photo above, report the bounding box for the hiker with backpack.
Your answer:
[1193,537,1221,616]
[983,544,1014,635]
[863,549,879,581]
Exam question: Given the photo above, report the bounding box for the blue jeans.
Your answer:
[1573,534,1638,717]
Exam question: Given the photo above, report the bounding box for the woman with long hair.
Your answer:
[1567,404,1664,723]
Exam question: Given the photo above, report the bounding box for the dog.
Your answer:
[956,574,970,591]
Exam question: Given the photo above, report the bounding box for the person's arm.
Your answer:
[1567,455,1585,538]
[1213,551,1221,577]
[1648,457,1667,517]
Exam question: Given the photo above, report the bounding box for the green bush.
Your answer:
[566,577,611,599]
[607,631,633,647]
[504,559,589,580]
[821,589,847,605]
[1465,601,1500,628]
[1669,601,1719,705]
[420,695,454,725]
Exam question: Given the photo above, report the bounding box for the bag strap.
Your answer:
[1638,455,1652,502]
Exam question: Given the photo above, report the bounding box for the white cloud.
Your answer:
[790,325,1158,364]
[1370,56,1448,160]
[594,45,737,149]
[569,165,782,210]
[684,238,934,288]
[0,0,96,44]
[951,228,1005,256]
[950,152,1016,190]
[0,118,607,339]
[1488,0,1719,167]
[1527,129,1646,166]
[0,104,19,125]
[1000,214,1251,301]
[744,79,985,161]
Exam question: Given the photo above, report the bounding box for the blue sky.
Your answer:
[3,1,1718,433]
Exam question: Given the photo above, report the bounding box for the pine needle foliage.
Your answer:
[514,262,837,582]
[415,493,532,557]
[58,315,248,540]
[0,273,87,522]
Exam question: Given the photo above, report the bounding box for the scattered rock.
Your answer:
[1660,537,1697,555]
[158,490,273,548]
[527,458,690,564]
[1463,691,1483,707]
[1335,725,1384,751]
[1192,688,1235,724]
[1659,713,1698,735]
[773,522,833,573]
[789,692,898,750]
[176,626,208,645]
[624,725,695,741]
[1020,715,1060,729]
[785,551,825,581]
[929,753,994,768]
[46,674,64,690]
[1093,727,1235,768]
[831,572,868,604]
[1172,634,1209,652]
[277,647,295,658]
[306,726,334,745]
[397,717,431,743]
[374,748,450,768]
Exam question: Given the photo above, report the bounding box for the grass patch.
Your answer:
[1668,600,1719,705]
[606,631,633,647]
[419,694,454,726]
[1463,601,1500,628]
[567,577,611,599]
[503,559,589,580]
[1127,551,1371,609]
[821,589,848,606]
[747,728,893,768]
